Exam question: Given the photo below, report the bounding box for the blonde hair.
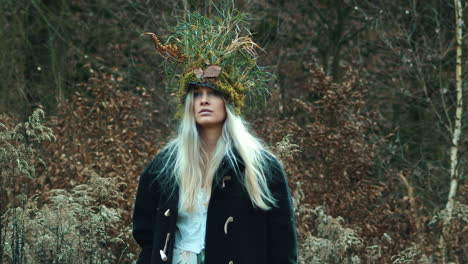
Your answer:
[156,91,278,213]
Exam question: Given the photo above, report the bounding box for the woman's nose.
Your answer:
[200,92,209,104]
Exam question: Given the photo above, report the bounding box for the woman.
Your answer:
[133,8,297,264]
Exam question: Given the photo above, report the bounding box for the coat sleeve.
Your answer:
[132,158,160,264]
[266,157,298,264]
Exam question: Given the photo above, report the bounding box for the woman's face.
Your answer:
[193,85,226,129]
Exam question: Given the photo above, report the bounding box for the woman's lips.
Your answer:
[199,109,213,113]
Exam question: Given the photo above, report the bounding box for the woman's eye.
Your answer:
[193,92,201,97]
[209,91,220,96]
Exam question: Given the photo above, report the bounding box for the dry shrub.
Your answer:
[391,243,431,264]
[1,108,55,263]
[1,172,130,264]
[297,206,366,264]
[271,134,301,161]
[428,201,468,263]
[0,109,55,209]
[0,108,131,263]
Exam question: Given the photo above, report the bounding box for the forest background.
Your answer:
[0,0,466,263]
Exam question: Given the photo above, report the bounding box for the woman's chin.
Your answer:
[196,119,224,129]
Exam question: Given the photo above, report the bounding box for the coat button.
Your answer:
[164,209,170,217]
[228,261,234,264]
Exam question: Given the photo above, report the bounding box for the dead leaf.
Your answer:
[194,68,203,78]
[203,65,222,78]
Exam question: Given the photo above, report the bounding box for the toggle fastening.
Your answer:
[224,216,234,234]
[164,208,170,217]
[222,175,232,189]
[160,232,170,261]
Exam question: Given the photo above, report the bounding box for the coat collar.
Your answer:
[214,148,245,186]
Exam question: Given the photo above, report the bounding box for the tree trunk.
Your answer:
[439,0,463,262]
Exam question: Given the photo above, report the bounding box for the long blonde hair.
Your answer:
[156,91,278,213]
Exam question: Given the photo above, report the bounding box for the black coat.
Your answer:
[132,148,298,264]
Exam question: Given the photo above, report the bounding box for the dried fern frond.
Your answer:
[141,32,188,63]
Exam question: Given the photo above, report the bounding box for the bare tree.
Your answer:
[439,0,464,262]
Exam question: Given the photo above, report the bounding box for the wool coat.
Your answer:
[132,148,298,264]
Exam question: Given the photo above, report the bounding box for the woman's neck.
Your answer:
[199,126,222,156]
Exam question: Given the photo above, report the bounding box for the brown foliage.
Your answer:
[37,64,166,220]
[255,64,415,261]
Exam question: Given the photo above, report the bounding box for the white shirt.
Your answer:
[174,189,210,254]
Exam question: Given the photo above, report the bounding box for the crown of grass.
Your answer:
[143,6,273,118]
